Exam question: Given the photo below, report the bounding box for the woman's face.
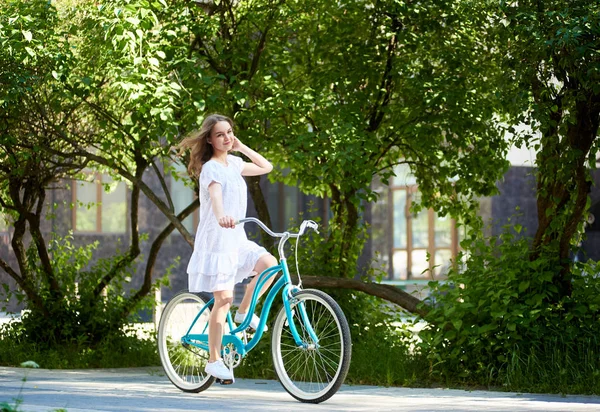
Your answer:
[209,121,234,153]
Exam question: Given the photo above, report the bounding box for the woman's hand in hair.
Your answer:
[231,136,245,152]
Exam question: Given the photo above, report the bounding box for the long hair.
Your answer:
[176,114,233,178]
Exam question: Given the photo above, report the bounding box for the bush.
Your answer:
[0,232,165,369]
[0,320,159,369]
[419,225,600,393]
[339,293,427,387]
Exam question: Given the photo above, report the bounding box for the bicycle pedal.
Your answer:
[216,378,234,385]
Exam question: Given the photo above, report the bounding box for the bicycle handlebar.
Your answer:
[236,217,318,286]
[236,217,319,238]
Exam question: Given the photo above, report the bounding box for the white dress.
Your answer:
[187,154,268,292]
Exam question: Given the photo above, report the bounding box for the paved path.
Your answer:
[1,367,600,412]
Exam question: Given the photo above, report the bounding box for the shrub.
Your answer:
[0,232,165,368]
[419,224,600,393]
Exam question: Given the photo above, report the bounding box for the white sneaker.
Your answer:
[234,311,267,331]
[205,359,234,380]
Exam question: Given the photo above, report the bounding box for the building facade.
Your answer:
[2,157,600,313]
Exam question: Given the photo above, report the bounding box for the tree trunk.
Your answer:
[530,94,600,297]
[8,214,48,316]
[327,184,362,278]
[122,199,199,318]
[340,196,360,274]
[246,175,274,251]
[26,189,61,299]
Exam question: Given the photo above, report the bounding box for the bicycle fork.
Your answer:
[282,285,320,349]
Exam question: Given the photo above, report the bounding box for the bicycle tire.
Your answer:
[271,289,352,403]
[157,290,216,392]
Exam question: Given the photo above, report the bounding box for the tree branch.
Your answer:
[26,189,61,297]
[152,160,174,213]
[122,198,199,318]
[299,275,429,317]
[92,176,142,299]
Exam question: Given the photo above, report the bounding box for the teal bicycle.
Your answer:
[157,218,352,404]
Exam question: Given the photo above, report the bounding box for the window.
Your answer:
[171,162,198,233]
[389,164,458,280]
[72,173,127,233]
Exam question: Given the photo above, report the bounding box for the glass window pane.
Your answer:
[101,174,126,233]
[392,163,417,186]
[411,249,429,279]
[392,250,408,280]
[434,249,453,278]
[171,164,195,233]
[76,178,98,232]
[435,213,452,248]
[412,208,429,248]
[393,190,406,248]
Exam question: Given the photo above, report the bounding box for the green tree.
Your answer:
[58,0,200,313]
[0,0,519,338]
[0,0,139,344]
[173,0,292,248]
[259,0,511,277]
[498,0,600,295]
[419,0,600,388]
[0,0,84,315]
[0,0,196,343]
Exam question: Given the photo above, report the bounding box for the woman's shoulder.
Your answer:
[201,159,219,171]
[199,160,222,183]
[227,155,244,171]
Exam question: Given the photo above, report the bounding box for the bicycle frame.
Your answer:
[180,219,320,359]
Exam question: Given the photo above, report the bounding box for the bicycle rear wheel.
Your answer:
[158,290,215,392]
[271,289,351,403]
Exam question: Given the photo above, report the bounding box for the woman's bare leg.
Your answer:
[208,289,233,362]
[238,254,278,314]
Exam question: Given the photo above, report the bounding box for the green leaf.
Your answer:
[444,330,457,340]
[518,281,529,292]
[126,17,140,26]
[148,57,159,67]
[22,30,32,42]
[452,319,463,330]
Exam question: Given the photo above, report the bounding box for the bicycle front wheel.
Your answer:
[272,289,351,403]
[157,290,215,392]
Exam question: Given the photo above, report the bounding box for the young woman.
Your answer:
[178,114,278,381]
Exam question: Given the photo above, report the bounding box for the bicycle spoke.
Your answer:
[272,290,351,403]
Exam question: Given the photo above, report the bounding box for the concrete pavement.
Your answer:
[1,366,600,412]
